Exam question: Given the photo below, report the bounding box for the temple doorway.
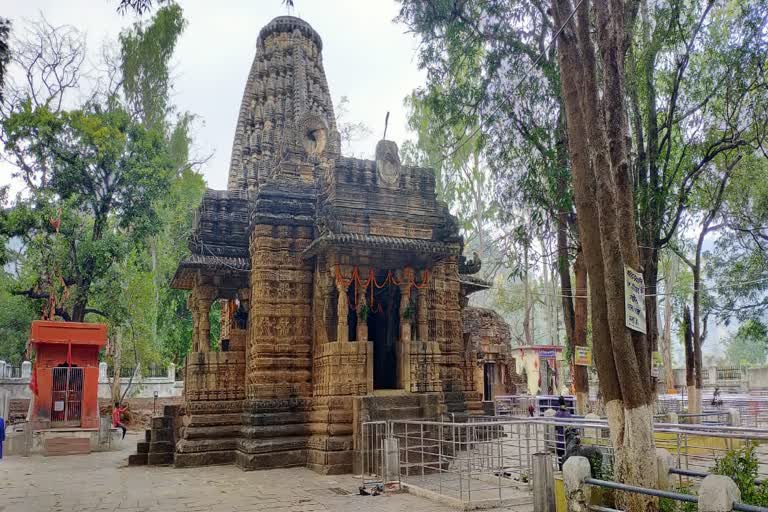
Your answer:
[367,274,401,389]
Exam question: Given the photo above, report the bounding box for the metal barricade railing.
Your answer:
[585,477,768,512]
[360,416,768,508]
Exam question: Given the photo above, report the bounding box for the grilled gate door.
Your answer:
[50,366,83,427]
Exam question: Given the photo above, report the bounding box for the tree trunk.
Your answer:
[691,263,703,414]
[683,305,696,413]
[552,0,658,506]
[111,328,122,403]
[523,242,533,345]
[573,249,589,414]
[661,256,678,391]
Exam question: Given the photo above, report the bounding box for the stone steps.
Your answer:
[128,411,177,466]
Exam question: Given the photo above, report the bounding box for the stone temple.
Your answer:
[163,16,514,473]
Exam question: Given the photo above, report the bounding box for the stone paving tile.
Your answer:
[0,433,530,512]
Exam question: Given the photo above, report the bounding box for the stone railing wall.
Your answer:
[184,352,245,401]
[670,366,768,392]
[0,360,183,403]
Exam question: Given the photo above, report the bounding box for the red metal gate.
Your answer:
[51,366,83,427]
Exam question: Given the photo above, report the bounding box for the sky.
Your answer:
[0,0,737,361]
[1,0,425,191]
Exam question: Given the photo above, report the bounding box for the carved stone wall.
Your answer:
[185,352,246,402]
[405,340,442,393]
[247,224,314,399]
[313,341,372,396]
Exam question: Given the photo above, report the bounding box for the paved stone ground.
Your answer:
[0,433,527,512]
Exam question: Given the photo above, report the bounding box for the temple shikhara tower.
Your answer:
[166,16,511,473]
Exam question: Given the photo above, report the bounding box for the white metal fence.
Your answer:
[360,416,768,508]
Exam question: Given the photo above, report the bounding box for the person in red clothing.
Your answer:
[112,402,128,439]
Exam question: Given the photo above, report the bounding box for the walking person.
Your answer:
[112,402,128,439]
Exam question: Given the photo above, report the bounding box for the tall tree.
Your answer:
[0,18,10,105]
[551,0,658,505]
[3,103,175,322]
[397,0,586,405]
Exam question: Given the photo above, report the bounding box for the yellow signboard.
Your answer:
[624,266,647,334]
[575,346,592,366]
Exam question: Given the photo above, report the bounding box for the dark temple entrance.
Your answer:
[367,273,401,389]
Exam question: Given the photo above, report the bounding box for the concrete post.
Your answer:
[708,366,719,387]
[727,408,741,427]
[21,361,32,379]
[167,363,176,382]
[563,455,591,512]
[544,408,558,453]
[669,412,679,424]
[698,475,740,512]
[0,360,6,379]
[0,389,9,420]
[382,437,400,484]
[533,452,555,512]
[99,361,108,382]
[656,448,674,490]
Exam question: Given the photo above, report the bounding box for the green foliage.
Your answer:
[723,320,768,366]
[2,102,175,321]
[659,482,696,512]
[712,444,768,506]
[0,272,37,364]
[0,17,10,105]
[0,7,201,373]
[120,2,186,129]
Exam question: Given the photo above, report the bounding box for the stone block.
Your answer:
[151,416,174,430]
[235,448,308,471]
[147,452,175,465]
[128,453,148,465]
[136,441,150,454]
[699,475,740,512]
[174,450,235,468]
[150,428,174,443]
[149,441,174,453]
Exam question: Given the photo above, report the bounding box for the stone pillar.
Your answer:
[698,475,740,512]
[196,286,216,353]
[416,276,428,342]
[99,362,108,383]
[708,366,719,387]
[399,279,413,343]
[167,363,176,382]
[336,280,349,343]
[563,456,592,512]
[188,293,200,351]
[21,360,32,379]
[356,282,368,342]
[0,361,6,379]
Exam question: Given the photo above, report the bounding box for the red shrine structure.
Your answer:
[29,321,107,430]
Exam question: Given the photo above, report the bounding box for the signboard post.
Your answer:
[652,351,662,378]
[574,346,592,366]
[624,266,647,334]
